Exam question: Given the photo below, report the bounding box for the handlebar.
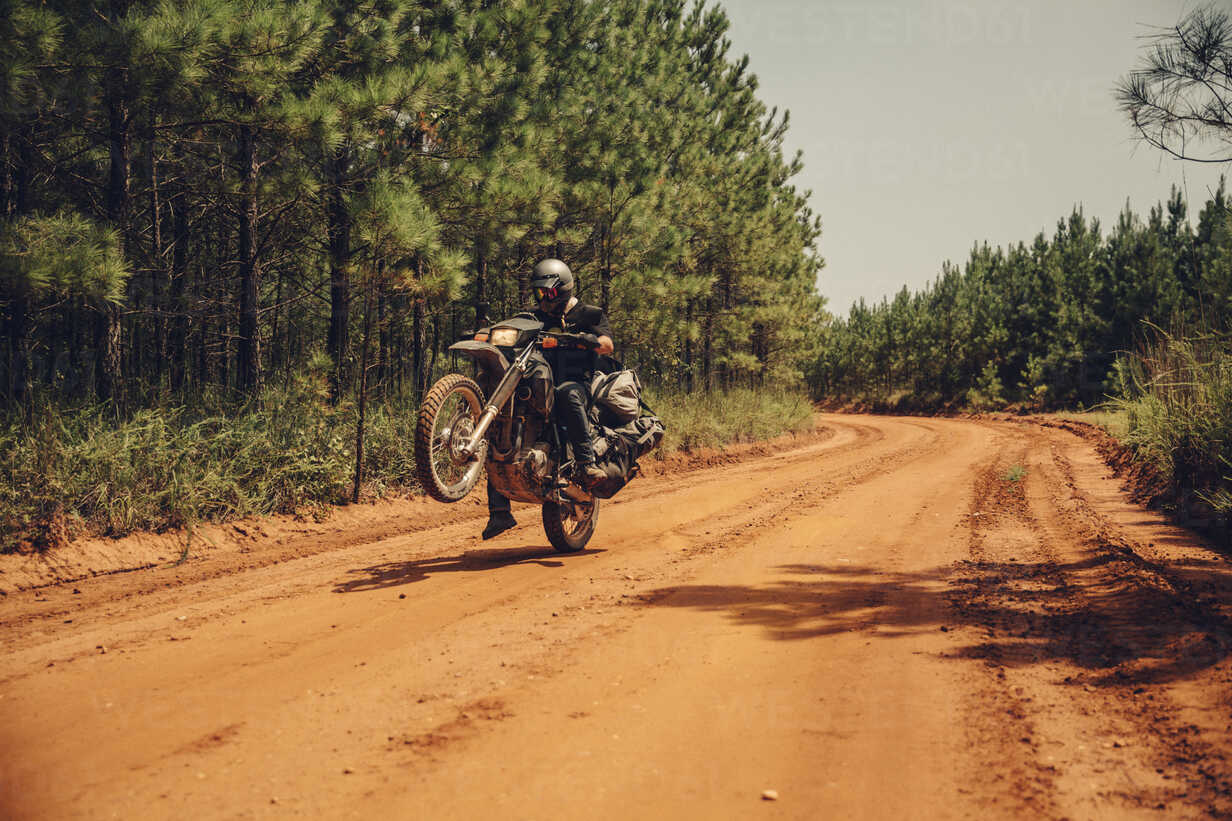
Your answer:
[540,331,601,351]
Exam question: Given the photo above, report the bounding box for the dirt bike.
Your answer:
[414,312,649,553]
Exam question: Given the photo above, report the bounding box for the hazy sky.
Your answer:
[715,0,1232,314]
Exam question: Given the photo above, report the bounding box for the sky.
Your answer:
[714,0,1232,315]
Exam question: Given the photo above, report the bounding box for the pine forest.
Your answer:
[0,0,823,545]
[1,0,823,410]
[811,187,1232,411]
[3,0,1231,546]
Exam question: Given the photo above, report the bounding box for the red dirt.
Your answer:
[3,414,1232,819]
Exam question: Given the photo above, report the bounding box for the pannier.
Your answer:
[588,434,637,499]
[620,414,665,456]
[589,369,643,425]
[587,404,666,500]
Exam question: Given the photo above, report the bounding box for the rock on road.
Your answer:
[3,414,1232,819]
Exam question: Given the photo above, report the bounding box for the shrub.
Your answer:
[645,386,815,454]
[1,383,817,550]
[1110,330,1232,517]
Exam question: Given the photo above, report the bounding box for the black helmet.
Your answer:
[530,258,574,316]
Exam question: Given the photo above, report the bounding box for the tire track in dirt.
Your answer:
[360,416,995,820]
[951,422,1232,819]
[1031,433,1232,818]
[4,415,1232,820]
[954,448,1063,819]
[346,417,951,762]
[0,415,949,819]
[0,424,861,656]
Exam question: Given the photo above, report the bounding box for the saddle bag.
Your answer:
[619,414,665,457]
[589,369,643,425]
[587,413,666,499]
[588,435,638,499]
[584,366,666,499]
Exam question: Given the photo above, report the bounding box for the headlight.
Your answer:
[489,327,519,347]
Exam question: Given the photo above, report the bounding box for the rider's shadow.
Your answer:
[333,546,603,593]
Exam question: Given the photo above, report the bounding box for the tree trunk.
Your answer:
[0,131,10,219]
[94,303,123,405]
[412,297,426,396]
[702,296,714,392]
[99,65,129,406]
[428,310,440,384]
[473,244,489,325]
[285,287,297,388]
[516,256,529,307]
[449,304,459,371]
[169,185,188,392]
[601,220,612,312]
[327,146,350,400]
[70,296,85,397]
[353,281,374,504]
[271,266,284,380]
[3,129,33,410]
[683,298,694,393]
[394,294,405,397]
[377,285,388,396]
[11,126,32,217]
[210,144,227,389]
[7,292,30,412]
[236,123,261,396]
[146,117,166,384]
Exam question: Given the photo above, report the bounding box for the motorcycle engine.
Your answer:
[522,442,553,483]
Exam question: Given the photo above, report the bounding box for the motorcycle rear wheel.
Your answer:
[542,496,599,553]
[414,374,487,503]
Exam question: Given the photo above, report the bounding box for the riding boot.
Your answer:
[483,479,516,539]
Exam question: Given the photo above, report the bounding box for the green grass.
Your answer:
[1,383,816,550]
[0,383,423,551]
[1005,465,1027,483]
[1049,409,1130,438]
[645,386,815,454]
[1108,331,1232,516]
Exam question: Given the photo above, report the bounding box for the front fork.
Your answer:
[457,344,537,459]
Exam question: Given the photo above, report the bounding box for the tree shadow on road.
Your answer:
[638,551,1232,688]
[333,545,602,593]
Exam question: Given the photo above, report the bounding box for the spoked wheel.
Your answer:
[414,374,488,502]
[542,495,599,553]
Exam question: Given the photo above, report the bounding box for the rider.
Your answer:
[482,258,615,540]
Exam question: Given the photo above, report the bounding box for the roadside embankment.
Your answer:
[987,411,1229,547]
[0,395,826,594]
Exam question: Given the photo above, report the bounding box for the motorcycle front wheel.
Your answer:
[414,374,487,503]
[542,496,599,553]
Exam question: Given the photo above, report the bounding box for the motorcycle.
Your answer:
[414,311,658,553]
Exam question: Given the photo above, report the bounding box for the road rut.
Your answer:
[3,414,1231,819]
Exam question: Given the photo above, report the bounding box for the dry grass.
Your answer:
[646,386,815,454]
[1,382,816,550]
[1049,409,1130,438]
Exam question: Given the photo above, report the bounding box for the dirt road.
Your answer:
[3,414,1232,819]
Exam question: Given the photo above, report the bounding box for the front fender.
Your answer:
[449,340,510,381]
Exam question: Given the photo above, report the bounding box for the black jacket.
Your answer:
[533,302,613,382]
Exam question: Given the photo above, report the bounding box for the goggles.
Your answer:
[534,286,559,302]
